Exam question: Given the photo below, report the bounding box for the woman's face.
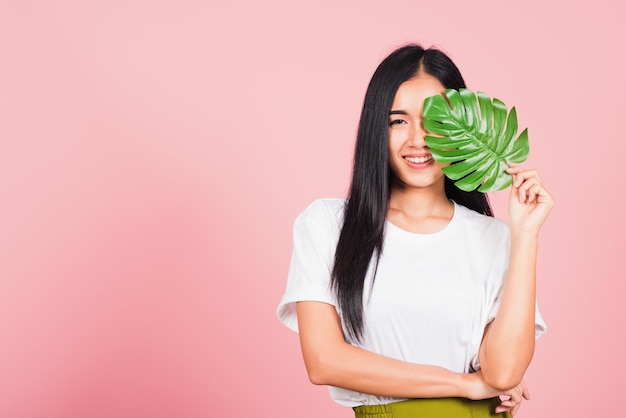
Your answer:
[388,72,449,191]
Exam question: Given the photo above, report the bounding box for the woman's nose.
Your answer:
[407,125,427,147]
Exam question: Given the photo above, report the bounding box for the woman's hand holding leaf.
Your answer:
[506,166,555,235]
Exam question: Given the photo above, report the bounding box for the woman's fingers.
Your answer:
[495,394,515,413]
[516,177,540,203]
[522,180,548,204]
[521,380,530,400]
[506,166,542,184]
[495,380,530,416]
[506,167,550,204]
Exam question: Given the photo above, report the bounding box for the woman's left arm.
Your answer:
[479,167,555,391]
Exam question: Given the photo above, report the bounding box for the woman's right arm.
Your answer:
[296,301,500,400]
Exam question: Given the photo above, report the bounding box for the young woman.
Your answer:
[277,44,554,417]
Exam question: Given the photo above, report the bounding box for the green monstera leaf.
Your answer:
[423,89,529,192]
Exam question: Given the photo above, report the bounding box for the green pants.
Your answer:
[353,397,511,418]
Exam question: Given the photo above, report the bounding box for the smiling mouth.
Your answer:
[404,155,433,164]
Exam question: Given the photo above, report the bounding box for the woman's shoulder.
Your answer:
[296,198,346,224]
[291,198,346,248]
[454,202,510,237]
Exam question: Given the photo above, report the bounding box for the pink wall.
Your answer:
[1,1,623,417]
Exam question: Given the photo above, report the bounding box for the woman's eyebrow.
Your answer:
[389,110,408,115]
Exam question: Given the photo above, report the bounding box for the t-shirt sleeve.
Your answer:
[486,224,548,340]
[276,200,340,333]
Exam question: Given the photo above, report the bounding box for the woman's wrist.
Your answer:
[509,229,539,258]
[459,370,500,401]
[509,223,541,239]
[459,372,481,400]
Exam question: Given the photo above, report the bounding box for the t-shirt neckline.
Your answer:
[385,200,460,238]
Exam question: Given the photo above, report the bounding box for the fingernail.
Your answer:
[499,395,511,401]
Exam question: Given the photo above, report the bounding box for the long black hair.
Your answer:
[331,44,493,342]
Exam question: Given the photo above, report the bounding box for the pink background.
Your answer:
[1,1,623,417]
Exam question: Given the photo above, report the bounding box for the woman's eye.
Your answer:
[389,119,406,126]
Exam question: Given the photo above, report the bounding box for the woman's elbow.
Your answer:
[302,352,335,385]
[482,368,524,391]
[479,345,534,390]
[306,368,328,385]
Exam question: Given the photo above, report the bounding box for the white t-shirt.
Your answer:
[277,198,546,407]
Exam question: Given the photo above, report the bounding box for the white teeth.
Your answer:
[405,156,432,164]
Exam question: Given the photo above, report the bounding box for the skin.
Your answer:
[296,71,554,416]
